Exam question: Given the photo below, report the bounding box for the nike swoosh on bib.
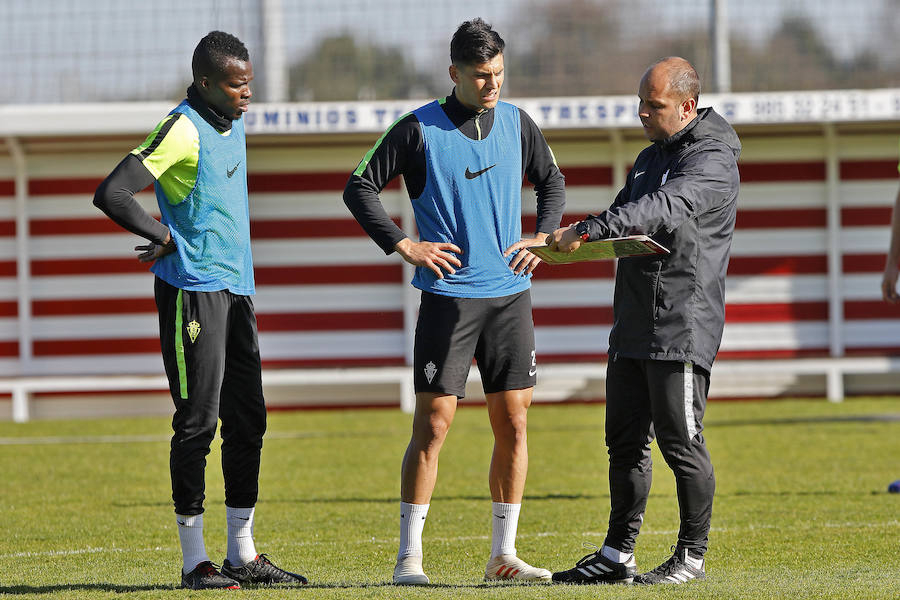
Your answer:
[227,162,241,178]
[465,164,497,179]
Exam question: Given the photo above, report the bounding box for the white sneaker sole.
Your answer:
[485,572,552,582]
[393,556,429,585]
[393,573,430,585]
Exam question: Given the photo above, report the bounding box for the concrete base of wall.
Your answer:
[2,366,899,421]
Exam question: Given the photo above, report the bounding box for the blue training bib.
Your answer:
[151,102,255,295]
[411,99,528,298]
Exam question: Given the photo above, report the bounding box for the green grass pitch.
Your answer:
[1,397,898,599]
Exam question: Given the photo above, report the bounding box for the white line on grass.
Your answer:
[0,434,171,445]
[0,431,344,446]
[2,546,168,559]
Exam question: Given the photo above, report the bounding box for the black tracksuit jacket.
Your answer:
[578,108,742,371]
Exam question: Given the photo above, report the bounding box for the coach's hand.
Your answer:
[395,238,463,279]
[135,233,176,263]
[547,225,583,253]
[504,234,549,276]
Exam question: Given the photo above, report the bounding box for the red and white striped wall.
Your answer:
[0,136,899,376]
[2,100,900,413]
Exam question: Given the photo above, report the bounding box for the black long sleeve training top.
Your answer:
[343,91,567,255]
[92,85,232,245]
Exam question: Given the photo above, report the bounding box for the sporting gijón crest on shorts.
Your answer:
[410,99,527,299]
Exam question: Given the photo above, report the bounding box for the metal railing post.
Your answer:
[823,123,845,402]
[399,182,416,413]
[7,137,33,417]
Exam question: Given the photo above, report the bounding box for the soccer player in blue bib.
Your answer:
[94,31,305,590]
[344,18,566,584]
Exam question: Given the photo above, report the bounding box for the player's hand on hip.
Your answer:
[547,225,582,253]
[504,234,547,276]
[135,238,176,263]
[394,238,462,279]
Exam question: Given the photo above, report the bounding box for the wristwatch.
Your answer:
[574,220,591,242]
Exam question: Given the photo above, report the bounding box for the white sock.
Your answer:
[601,544,633,564]
[490,502,521,558]
[397,502,429,560]
[176,513,210,574]
[684,551,704,569]
[226,506,258,566]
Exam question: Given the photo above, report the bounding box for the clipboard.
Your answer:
[527,235,670,264]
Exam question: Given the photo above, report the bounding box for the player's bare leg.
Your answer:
[401,393,458,503]
[485,387,532,503]
[394,393,457,584]
[483,387,550,582]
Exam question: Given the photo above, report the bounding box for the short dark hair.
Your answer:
[192,31,250,80]
[450,18,505,66]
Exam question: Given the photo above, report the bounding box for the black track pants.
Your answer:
[603,356,715,556]
[155,277,267,515]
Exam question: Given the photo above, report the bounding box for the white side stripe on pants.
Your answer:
[684,362,697,440]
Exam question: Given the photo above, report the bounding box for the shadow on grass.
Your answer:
[707,413,900,427]
[0,584,175,595]
[0,582,549,594]
[722,489,894,497]
[298,582,553,590]
[112,492,606,509]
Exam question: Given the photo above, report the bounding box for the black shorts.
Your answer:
[413,289,537,398]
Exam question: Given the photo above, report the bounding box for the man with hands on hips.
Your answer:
[344,18,565,585]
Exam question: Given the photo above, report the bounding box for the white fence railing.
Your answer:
[7,357,900,422]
